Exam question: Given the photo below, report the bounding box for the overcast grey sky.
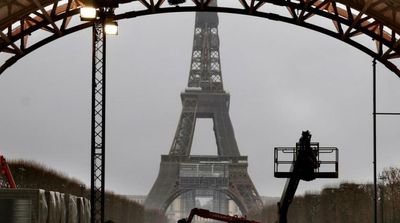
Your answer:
[1,11,400,198]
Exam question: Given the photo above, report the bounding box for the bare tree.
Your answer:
[380,167,400,223]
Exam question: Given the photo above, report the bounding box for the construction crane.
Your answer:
[178,208,260,223]
[0,155,17,188]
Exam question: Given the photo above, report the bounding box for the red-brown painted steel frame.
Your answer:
[1,0,400,76]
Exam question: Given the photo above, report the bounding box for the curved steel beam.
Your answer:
[1,0,400,77]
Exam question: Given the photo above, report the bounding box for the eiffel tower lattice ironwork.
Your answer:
[144,3,263,215]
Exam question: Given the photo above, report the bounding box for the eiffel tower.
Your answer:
[144,2,263,216]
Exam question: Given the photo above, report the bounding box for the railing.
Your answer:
[274,146,338,178]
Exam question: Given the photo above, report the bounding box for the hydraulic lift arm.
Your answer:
[178,208,261,223]
[278,171,300,223]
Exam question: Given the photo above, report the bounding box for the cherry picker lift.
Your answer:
[274,131,338,223]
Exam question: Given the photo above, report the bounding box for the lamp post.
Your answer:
[80,1,118,222]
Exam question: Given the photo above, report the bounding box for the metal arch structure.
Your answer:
[1,0,400,77]
[0,0,91,74]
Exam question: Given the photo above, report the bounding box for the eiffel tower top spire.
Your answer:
[187,1,223,92]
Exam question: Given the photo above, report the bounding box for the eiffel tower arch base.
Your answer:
[145,155,262,215]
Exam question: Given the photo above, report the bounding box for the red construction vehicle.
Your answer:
[178,208,261,223]
[0,155,17,188]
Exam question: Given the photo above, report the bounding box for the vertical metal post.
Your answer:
[91,19,106,223]
[372,58,377,223]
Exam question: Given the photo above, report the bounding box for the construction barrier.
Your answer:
[0,188,90,223]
